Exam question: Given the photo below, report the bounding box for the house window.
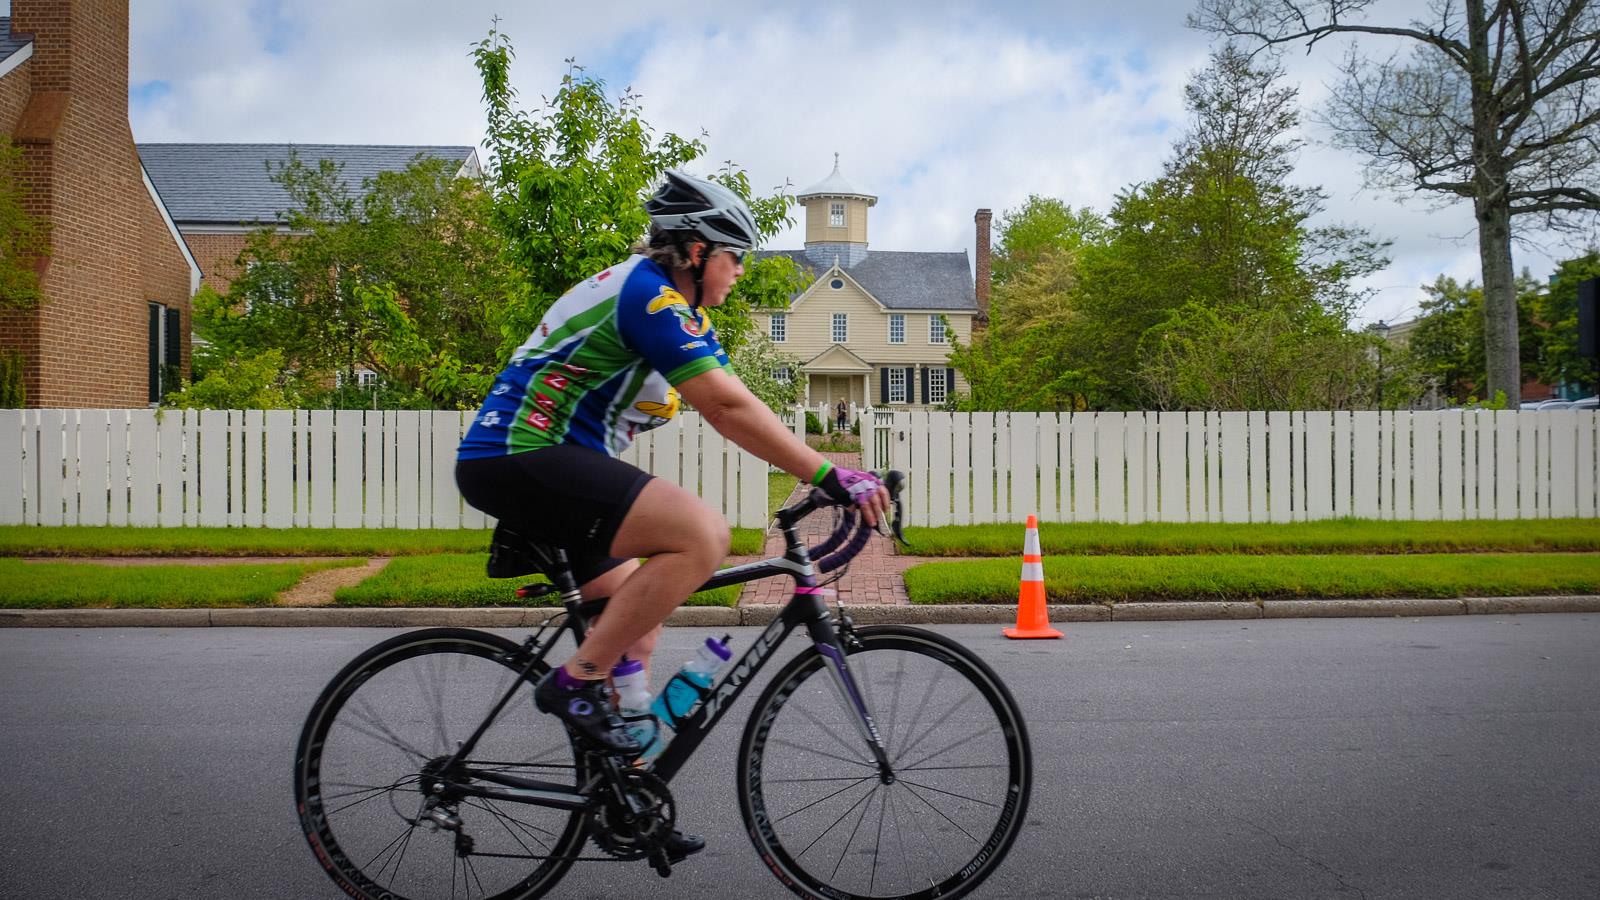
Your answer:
[770,312,786,342]
[773,366,792,384]
[929,314,948,343]
[832,313,848,343]
[888,367,907,403]
[357,369,379,388]
[928,368,948,405]
[889,314,904,343]
[830,202,845,227]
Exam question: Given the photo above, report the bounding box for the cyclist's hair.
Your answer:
[630,227,696,270]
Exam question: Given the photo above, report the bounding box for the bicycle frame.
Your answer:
[442,502,892,812]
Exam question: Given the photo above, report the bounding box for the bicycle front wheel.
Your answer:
[738,625,1031,900]
[294,627,588,900]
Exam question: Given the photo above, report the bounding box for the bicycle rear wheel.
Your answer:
[738,625,1031,900]
[294,627,587,900]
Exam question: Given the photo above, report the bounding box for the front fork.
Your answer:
[803,600,896,783]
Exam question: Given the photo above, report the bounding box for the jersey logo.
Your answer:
[533,392,557,412]
[670,305,708,337]
[526,410,551,430]
[542,373,569,391]
[647,287,689,315]
[562,363,589,376]
[635,388,681,422]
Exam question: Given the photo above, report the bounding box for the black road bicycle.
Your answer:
[294,471,1032,900]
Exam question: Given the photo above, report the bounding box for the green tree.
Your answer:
[948,247,1097,410]
[1406,272,1543,405]
[0,137,49,311]
[473,33,798,363]
[1192,0,1600,406]
[990,196,1106,288]
[1073,44,1389,408]
[176,153,508,409]
[1530,251,1600,397]
[728,332,805,411]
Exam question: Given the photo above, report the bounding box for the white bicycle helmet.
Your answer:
[645,171,759,250]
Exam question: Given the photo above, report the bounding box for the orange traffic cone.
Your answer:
[1003,515,1061,639]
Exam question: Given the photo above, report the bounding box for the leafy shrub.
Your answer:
[805,411,822,434]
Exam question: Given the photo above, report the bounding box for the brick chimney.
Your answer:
[974,208,992,323]
[11,0,130,105]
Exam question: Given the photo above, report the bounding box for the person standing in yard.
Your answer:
[836,398,849,433]
[453,171,890,861]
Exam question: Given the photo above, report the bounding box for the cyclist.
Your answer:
[455,170,890,856]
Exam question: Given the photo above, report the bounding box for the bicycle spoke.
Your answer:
[410,652,450,757]
[895,775,1002,809]
[793,783,877,861]
[463,797,560,850]
[765,775,881,784]
[870,782,889,894]
[772,774,876,825]
[891,784,939,893]
[342,696,430,763]
[767,736,876,769]
[898,725,994,773]
[321,776,420,804]
[901,782,983,844]
[464,852,487,897]
[327,780,420,818]
[829,782,879,880]
[787,692,874,762]
[892,687,979,768]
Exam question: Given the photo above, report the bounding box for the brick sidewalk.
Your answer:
[739,451,916,606]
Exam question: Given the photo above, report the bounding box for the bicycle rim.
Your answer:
[294,628,587,900]
[738,625,1031,900]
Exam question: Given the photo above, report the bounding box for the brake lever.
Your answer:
[881,470,909,547]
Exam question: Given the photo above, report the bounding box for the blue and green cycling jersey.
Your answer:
[458,256,730,459]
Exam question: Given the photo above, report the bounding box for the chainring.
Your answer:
[588,770,676,860]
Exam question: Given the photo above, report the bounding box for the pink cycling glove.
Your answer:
[815,464,882,507]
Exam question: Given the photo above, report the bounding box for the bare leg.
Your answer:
[578,559,661,674]
[560,478,728,679]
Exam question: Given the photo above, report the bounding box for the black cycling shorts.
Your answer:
[455,445,653,586]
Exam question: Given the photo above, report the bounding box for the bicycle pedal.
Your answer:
[649,850,673,878]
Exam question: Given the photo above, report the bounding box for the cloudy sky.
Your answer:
[19,0,1593,325]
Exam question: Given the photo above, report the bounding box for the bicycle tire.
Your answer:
[294,627,588,900]
[737,625,1031,900]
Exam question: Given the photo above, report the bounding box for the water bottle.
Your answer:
[609,657,660,759]
[649,634,733,737]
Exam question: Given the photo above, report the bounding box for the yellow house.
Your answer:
[756,157,989,410]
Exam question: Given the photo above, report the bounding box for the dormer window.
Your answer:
[830,202,845,227]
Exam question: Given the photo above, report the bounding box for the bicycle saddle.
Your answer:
[485,523,563,578]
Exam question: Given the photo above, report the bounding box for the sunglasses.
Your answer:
[714,245,751,266]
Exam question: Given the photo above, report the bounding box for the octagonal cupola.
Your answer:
[797,153,877,268]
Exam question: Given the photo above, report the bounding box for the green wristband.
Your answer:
[810,460,834,485]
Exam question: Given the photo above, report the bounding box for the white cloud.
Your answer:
[113,0,1591,327]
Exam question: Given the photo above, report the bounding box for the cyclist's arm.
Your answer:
[676,367,827,483]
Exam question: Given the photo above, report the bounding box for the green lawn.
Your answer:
[335,554,744,608]
[0,558,360,609]
[902,518,1600,557]
[903,552,1600,604]
[0,525,765,558]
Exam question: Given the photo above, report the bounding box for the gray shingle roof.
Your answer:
[756,249,976,311]
[136,143,478,225]
[1,18,34,68]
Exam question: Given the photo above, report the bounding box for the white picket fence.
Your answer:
[5,408,1595,530]
[866,410,1600,527]
[0,409,769,529]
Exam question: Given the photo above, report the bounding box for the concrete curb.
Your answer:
[4,596,1598,627]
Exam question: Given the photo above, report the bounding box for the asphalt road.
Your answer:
[2,616,1598,899]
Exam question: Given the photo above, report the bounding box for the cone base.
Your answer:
[1003,626,1062,640]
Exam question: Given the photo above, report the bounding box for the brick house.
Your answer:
[757,157,989,409]
[138,143,481,296]
[0,0,200,407]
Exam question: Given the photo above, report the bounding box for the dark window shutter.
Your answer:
[164,307,182,397]
[880,367,890,404]
[919,367,928,404]
[148,305,161,403]
[946,368,956,399]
